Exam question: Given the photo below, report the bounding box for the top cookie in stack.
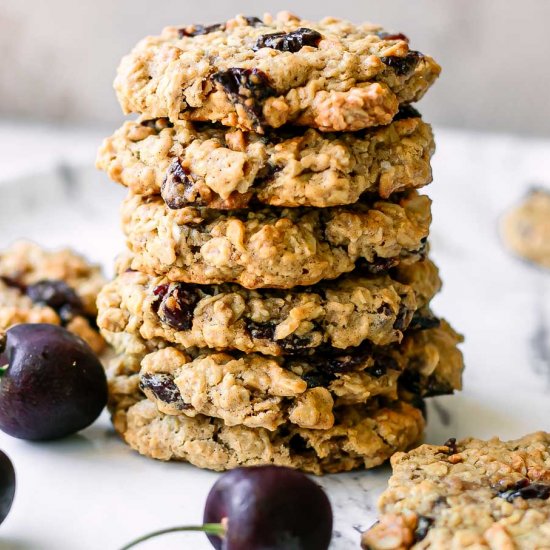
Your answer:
[114,12,440,133]
[97,12,462,474]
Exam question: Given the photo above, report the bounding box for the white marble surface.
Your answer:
[0,122,549,549]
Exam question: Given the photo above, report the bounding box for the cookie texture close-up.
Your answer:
[104,321,463,431]
[362,433,550,549]
[114,12,441,132]
[0,241,106,353]
[501,188,550,269]
[108,355,425,475]
[97,258,441,355]
[96,107,434,207]
[120,190,431,288]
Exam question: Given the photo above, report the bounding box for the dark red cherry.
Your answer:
[0,450,15,525]
[204,466,332,549]
[120,466,333,550]
[0,324,107,440]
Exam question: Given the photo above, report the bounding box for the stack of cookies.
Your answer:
[96,12,463,474]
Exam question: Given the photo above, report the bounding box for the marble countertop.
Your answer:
[0,121,549,549]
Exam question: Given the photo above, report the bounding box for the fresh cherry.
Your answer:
[0,450,15,525]
[0,324,108,440]
[121,466,333,549]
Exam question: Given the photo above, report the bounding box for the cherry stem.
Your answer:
[119,523,225,549]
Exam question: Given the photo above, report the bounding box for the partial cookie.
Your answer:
[120,190,431,288]
[362,433,550,550]
[0,241,105,353]
[110,391,424,474]
[97,108,434,207]
[115,13,440,133]
[130,321,463,431]
[98,258,440,355]
[501,188,550,269]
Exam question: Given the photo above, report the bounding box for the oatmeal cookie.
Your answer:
[0,241,105,353]
[97,108,434,207]
[97,259,440,355]
[501,188,550,269]
[362,433,550,549]
[114,13,440,133]
[109,386,424,474]
[130,321,462,431]
[103,321,462,432]
[120,190,430,288]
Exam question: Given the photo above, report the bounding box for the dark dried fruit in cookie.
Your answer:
[253,28,322,52]
[301,369,336,389]
[161,159,202,209]
[325,348,373,372]
[178,23,225,37]
[152,283,200,331]
[393,305,412,331]
[443,437,458,454]
[25,280,85,323]
[414,516,434,542]
[377,31,409,42]
[140,373,191,410]
[0,276,26,291]
[361,257,400,274]
[367,356,396,378]
[400,369,454,398]
[212,68,276,130]
[380,51,422,77]
[393,104,422,121]
[498,479,550,502]
[245,321,315,353]
[253,163,282,185]
[243,16,263,27]
[140,118,173,132]
[408,311,440,331]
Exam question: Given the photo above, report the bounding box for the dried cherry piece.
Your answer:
[377,31,409,42]
[393,305,411,331]
[498,479,550,502]
[26,280,85,323]
[140,373,191,410]
[161,159,202,209]
[408,311,441,331]
[140,118,173,131]
[212,68,276,130]
[443,437,458,454]
[0,276,26,292]
[253,28,322,52]
[243,16,263,27]
[414,516,434,542]
[152,283,200,331]
[301,369,336,389]
[245,321,315,353]
[178,23,225,37]
[380,51,422,77]
[393,105,422,121]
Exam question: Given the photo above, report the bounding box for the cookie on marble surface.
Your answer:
[362,432,550,549]
[115,320,463,432]
[97,258,441,356]
[502,188,550,269]
[97,108,434,207]
[0,241,105,353]
[109,382,424,474]
[120,190,431,289]
[114,12,440,133]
